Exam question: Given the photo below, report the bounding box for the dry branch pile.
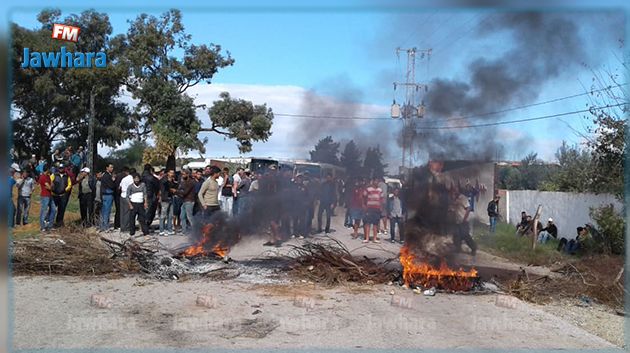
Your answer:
[502,258,624,309]
[287,238,397,286]
[11,227,155,276]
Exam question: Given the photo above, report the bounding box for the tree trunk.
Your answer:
[166,154,176,172]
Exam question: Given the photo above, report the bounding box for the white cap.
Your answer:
[81,167,90,173]
[548,218,553,222]
[11,163,21,172]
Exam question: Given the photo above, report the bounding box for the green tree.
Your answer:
[587,96,625,198]
[549,141,594,192]
[340,140,362,177]
[310,136,340,165]
[202,92,274,153]
[497,166,523,190]
[107,139,148,170]
[123,9,271,161]
[11,9,131,160]
[518,152,553,190]
[363,145,386,178]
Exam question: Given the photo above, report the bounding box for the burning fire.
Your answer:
[181,224,229,258]
[399,245,478,292]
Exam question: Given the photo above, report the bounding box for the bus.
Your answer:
[249,157,278,174]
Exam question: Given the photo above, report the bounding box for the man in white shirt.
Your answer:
[232,168,244,216]
[119,167,135,232]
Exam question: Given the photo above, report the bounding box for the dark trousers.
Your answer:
[292,208,305,236]
[53,195,67,227]
[344,207,352,227]
[233,196,240,217]
[79,192,94,227]
[120,197,130,232]
[305,205,315,234]
[390,216,404,242]
[114,193,121,228]
[317,202,332,233]
[146,194,158,229]
[16,196,31,225]
[557,238,579,254]
[453,222,477,255]
[129,202,149,236]
[9,201,15,228]
[94,201,102,227]
[203,205,221,218]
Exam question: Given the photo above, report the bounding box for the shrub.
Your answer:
[589,204,624,255]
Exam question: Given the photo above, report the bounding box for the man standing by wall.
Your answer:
[487,195,500,234]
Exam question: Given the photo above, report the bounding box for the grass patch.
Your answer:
[473,221,565,266]
[11,184,81,239]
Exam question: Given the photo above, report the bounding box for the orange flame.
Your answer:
[399,245,478,291]
[181,224,229,258]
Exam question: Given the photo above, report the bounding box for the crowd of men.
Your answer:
[9,150,411,248]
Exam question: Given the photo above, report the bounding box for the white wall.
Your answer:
[503,190,623,240]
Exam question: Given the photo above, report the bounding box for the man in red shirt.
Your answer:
[38,165,56,232]
[362,177,383,243]
[348,179,365,239]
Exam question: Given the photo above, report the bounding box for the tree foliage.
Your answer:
[123,9,235,158]
[340,140,362,177]
[204,92,274,153]
[547,142,594,192]
[363,145,386,178]
[310,136,340,165]
[107,139,147,169]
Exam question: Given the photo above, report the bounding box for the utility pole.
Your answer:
[87,88,95,173]
[391,47,430,175]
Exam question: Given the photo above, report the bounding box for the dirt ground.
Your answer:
[10,210,622,349]
[12,276,615,350]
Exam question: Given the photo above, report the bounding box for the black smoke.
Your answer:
[415,12,620,161]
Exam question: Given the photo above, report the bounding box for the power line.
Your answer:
[427,83,628,124]
[273,83,627,122]
[414,104,626,130]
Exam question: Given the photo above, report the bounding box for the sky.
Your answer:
[6,1,629,172]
